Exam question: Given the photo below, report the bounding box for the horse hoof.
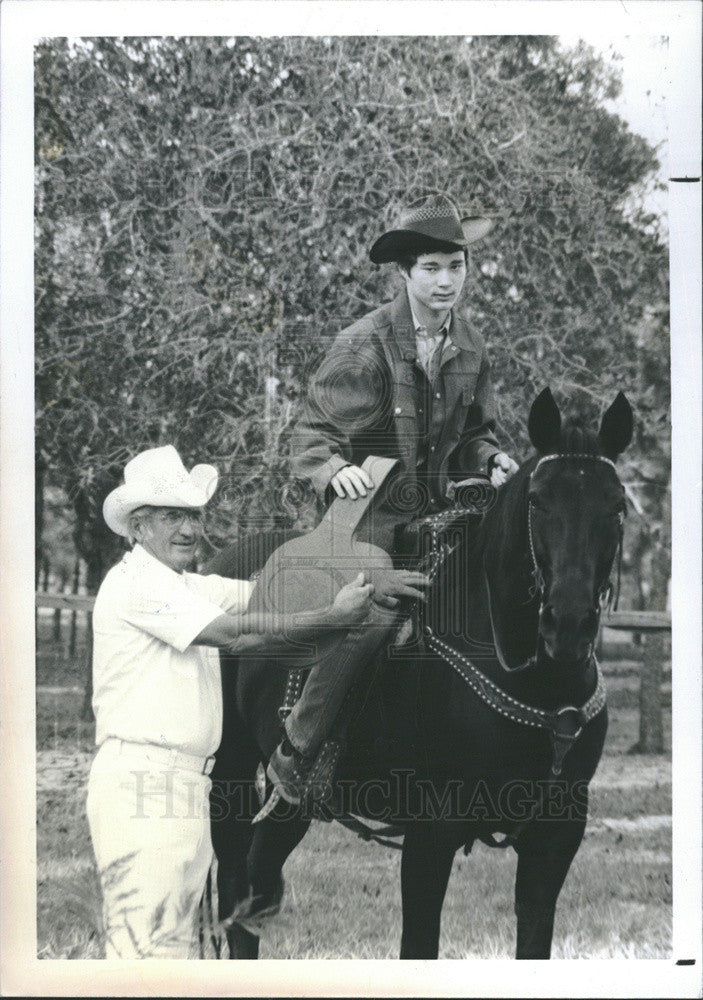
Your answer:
[224,876,286,935]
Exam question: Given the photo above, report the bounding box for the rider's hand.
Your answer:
[489,452,519,488]
[329,465,374,500]
[331,572,375,623]
[370,570,431,609]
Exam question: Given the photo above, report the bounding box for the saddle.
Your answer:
[249,459,494,819]
[245,457,398,818]
[249,459,494,665]
[248,455,398,650]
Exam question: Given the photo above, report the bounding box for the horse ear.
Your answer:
[598,392,633,459]
[528,388,562,455]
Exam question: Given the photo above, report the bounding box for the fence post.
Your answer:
[634,633,664,753]
[631,480,670,755]
[80,613,94,722]
[69,558,80,658]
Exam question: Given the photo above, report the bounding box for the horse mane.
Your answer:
[447,459,534,571]
[477,459,533,560]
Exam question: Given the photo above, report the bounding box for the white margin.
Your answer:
[1,2,701,997]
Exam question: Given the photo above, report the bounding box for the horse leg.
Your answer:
[400,822,457,959]
[211,772,263,958]
[210,770,261,958]
[224,916,260,959]
[210,673,264,959]
[246,808,311,899]
[513,820,586,959]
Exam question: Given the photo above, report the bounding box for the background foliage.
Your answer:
[34,35,669,591]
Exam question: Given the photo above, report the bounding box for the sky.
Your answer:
[559,33,669,224]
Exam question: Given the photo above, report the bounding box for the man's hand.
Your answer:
[331,572,376,623]
[489,452,519,488]
[369,570,431,610]
[329,465,374,499]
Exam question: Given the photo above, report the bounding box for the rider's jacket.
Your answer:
[290,288,501,524]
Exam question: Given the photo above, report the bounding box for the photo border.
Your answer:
[1,1,701,996]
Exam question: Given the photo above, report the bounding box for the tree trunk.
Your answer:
[35,456,46,635]
[73,482,121,723]
[630,527,651,649]
[53,565,66,643]
[35,455,45,589]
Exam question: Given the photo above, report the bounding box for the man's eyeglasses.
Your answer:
[147,508,205,529]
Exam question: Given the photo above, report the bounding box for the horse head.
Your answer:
[526,388,633,665]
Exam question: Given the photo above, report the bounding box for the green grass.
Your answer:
[36,624,672,960]
[254,812,671,959]
[36,612,91,688]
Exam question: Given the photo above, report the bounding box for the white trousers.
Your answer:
[86,740,214,959]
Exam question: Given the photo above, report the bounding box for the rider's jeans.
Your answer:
[284,603,399,756]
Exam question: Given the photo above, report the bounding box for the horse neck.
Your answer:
[480,462,537,633]
[467,463,597,709]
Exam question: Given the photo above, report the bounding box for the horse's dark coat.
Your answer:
[208,389,632,959]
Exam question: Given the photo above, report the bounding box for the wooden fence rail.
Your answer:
[36,593,672,745]
[602,610,671,632]
[36,593,95,612]
[36,593,672,633]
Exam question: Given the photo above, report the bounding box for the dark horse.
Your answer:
[208,388,633,959]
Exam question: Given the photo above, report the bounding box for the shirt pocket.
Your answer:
[392,362,419,416]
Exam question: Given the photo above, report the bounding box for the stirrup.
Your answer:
[252,787,284,824]
[254,738,345,823]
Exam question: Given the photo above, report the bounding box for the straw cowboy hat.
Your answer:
[103,445,219,537]
[369,193,495,264]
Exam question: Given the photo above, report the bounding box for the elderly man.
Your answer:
[266,194,518,800]
[87,444,379,958]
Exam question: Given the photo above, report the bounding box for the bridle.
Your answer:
[480,453,625,673]
[418,453,625,674]
[527,452,626,622]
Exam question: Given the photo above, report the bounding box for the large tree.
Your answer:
[35,35,669,583]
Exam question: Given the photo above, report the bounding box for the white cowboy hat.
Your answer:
[103,445,219,537]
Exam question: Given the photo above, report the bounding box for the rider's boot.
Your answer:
[266,735,315,806]
[268,603,400,805]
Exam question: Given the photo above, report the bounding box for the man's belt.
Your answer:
[102,737,216,775]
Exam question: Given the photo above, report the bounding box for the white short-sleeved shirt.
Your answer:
[92,544,254,757]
